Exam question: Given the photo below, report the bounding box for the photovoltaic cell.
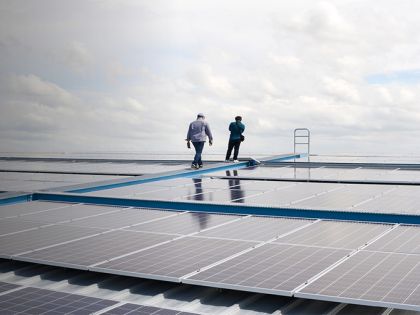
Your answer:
[0,281,20,294]
[64,208,178,229]
[186,243,350,295]
[17,230,174,268]
[0,224,104,257]
[365,225,420,254]
[0,286,118,314]
[126,212,241,235]
[93,236,255,281]
[297,251,420,311]
[197,216,314,241]
[12,204,123,223]
[100,303,200,315]
[0,219,47,236]
[0,201,70,218]
[274,221,391,249]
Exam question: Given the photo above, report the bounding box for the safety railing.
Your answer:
[294,128,310,155]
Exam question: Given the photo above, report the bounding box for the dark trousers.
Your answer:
[225,139,241,160]
[192,141,205,166]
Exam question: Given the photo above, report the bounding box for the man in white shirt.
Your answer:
[186,113,213,169]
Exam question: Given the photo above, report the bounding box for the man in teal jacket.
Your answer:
[225,116,245,163]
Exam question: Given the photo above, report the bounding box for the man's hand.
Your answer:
[187,140,191,149]
[209,140,213,146]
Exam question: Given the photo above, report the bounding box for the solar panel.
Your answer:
[365,225,420,254]
[0,281,20,294]
[92,236,256,282]
[16,230,174,269]
[0,225,105,258]
[197,216,314,241]
[224,181,298,191]
[185,179,253,189]
[100,303,201,315]
[290,193,374,209]
[185,243,350,296]
[146,178,211,187]
[231,190,318,205]
[273,221,392,249]
[327,184,397,196]
[0,219,48,236]
[0,201,70,219]
[83,184,167,197]
[352,196,420,214]
[386,186,420,197]
[296,251,420,311]
[0,286,118,314]
[64,208,178,229]
[132,187,214,200]
[126,212,241,235]
[180,189,263,203]
[12,204,124,224]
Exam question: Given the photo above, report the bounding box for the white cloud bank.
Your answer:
[1,0,420,154]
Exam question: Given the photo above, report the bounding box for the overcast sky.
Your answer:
[1,0,420,155]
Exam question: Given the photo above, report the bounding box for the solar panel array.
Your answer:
[0,281,201,315]
[81,174,420,215]
[4,154,420,312]
[0,286,118,315]
[8,200,420,310]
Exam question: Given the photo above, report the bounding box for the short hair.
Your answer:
[235,116,242,121]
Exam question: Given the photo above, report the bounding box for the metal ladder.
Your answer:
[294,128,310,156]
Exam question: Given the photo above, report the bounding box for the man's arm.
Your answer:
[205,122,213,146]
[186,124,192,148]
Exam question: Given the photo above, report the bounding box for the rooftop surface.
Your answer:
[1,152,420,314]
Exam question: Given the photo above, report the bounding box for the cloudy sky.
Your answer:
[1,0,420,154]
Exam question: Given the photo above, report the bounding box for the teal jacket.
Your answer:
[229,121,245,141]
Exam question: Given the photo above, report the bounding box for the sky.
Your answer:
[1,0,420,155]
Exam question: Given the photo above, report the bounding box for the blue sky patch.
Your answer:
[365,69,420,85]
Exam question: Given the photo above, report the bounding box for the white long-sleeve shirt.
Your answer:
[186,118,213,142]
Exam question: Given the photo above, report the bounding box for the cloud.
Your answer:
[1,0,420,154]
[49,41,95,76]
[1,73,83,108]
[102,59,137,84]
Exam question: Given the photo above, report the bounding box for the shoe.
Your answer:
[191,164,197,169]
[224,160,229,163]
[233,160,239,163]
[199,165,203,169]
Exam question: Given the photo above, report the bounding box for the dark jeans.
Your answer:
[192,141,205,166]
[225,139,241,160]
